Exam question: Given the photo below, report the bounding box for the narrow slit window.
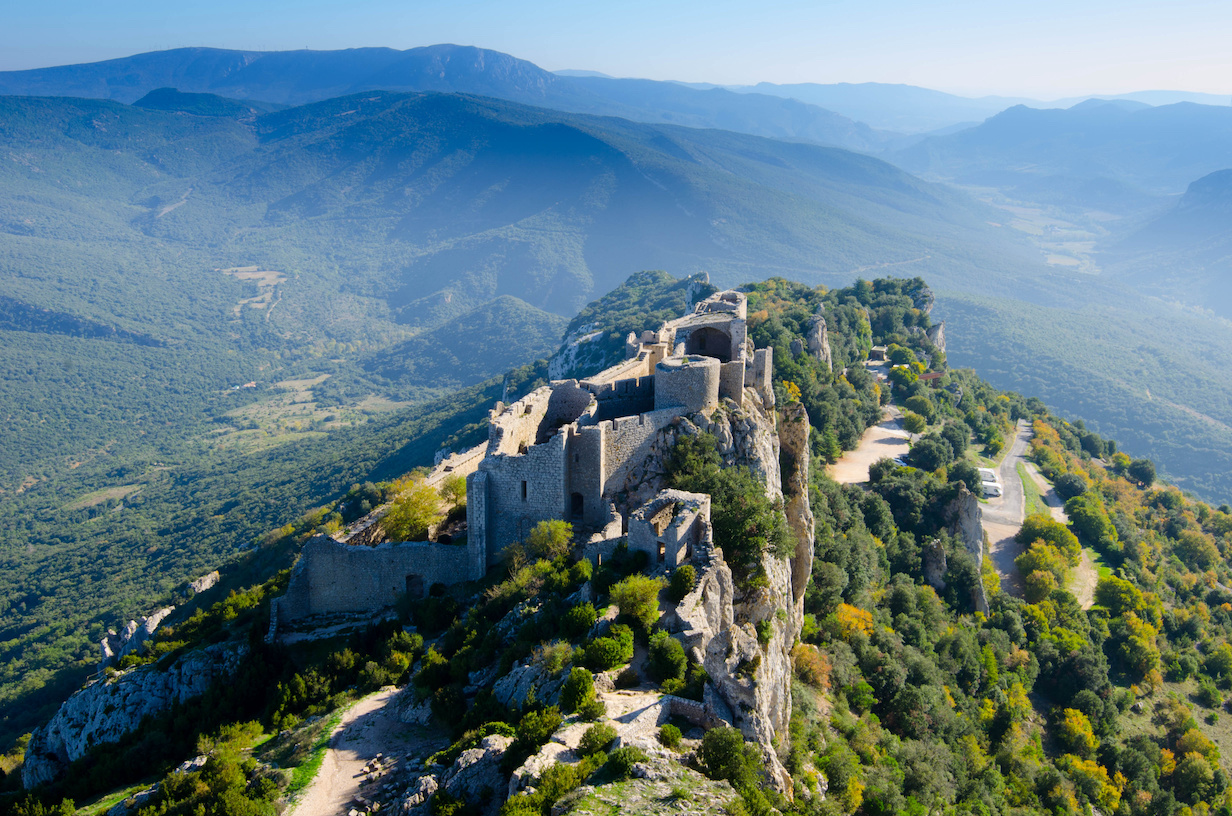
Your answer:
[521,481,528,501]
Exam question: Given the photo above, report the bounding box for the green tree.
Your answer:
[667,564,697,602]
[559,668,596,714]
[439,474,467,508]
[610,574,666,631]
[904,395,935,422]
[902,412,927,435]
[525,520,574,561]
[382,479,444,541]
[1127,458,1156,486]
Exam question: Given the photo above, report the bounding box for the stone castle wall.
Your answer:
[472,433,569,567]
[274,536,480,621]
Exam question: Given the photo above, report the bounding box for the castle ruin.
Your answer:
[273,290,774,629]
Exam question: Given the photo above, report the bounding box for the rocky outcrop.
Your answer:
[779,401,814,632]
[923,539,947,591]
[99,607,175,669]
[925,321,946,354]
[806,312,834,372]
[944,485,988,613]
[653,390,809,794]
[439,735,512,814]
[188,571,220,595]
[611,389,782,517]
[491,660,567,709]
[23,641,248,788]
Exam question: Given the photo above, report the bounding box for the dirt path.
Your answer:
[290,688,441,816]
[829,404,910,484]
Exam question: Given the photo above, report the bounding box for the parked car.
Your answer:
[978,467,998,483]
[982,482,1003,498]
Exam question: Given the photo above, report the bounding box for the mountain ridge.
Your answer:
[0,45,895,152]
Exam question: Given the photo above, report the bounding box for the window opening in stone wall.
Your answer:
[658,541,666,563]
[571,492,584,520]
[521,481,528,501]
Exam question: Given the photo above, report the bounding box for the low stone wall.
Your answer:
[273,536,479,626]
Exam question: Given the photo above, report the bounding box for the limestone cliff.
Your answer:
[944,485,989,613]
[638,389,813,793]
[926,321,946,354]
[23,641,248,788]
[806,312,834,372]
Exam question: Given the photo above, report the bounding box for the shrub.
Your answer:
[609,574,666,631]
[517,706,563,748]
[658,723,682,750]
[576,696,606,721]
[559,668,596,714]
[605,746,648,779]
[755,619,773,646]
[583,625,634,671]
[615,666,640,689]
[791,643,830,690]
[578,723,617,756]
[562,603,598,639]
[699,726,752,783]
[668,565,697,603]
[648,631,687,683]
[532,640,573,675]
[526,520,574,561]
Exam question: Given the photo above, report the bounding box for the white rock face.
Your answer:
[440,735,513,814]
[945,484,989,613]
[806,312,834,372]
[99,606,176,669]
[660,391,811,794]
[23,641,248,788]
[188,571,220,595]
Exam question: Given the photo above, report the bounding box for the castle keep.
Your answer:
[273,290,774,627]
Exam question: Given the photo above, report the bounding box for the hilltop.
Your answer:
[7,274,1232,816]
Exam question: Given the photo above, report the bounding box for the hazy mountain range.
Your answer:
[0,45,895,153]
[1,47,1232,502]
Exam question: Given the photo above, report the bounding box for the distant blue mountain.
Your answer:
[0,45,893,152]
[890,99,1232,212]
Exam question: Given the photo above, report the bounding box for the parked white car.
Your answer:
[978,467,998,484]
[982,481,1003,498]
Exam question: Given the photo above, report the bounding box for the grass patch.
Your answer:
[1086,547,1113,580]
[283,709,345,796]
[73,781,159,816]
[1018,462,1050,518]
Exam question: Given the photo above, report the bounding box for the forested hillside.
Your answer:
[7,275,1232,816]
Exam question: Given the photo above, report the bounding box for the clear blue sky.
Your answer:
[4,0,1230,98]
